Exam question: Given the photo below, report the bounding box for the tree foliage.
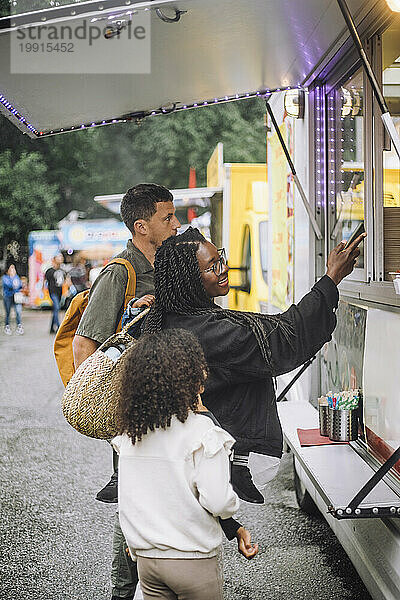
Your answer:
[0,116,144,220]
[129,99,266,189]
[1,97,265,219]
[0,0,9,17]
[0,97,266,265]
[0,150,58,252]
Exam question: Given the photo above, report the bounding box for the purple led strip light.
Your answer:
[0,85,304,137]
[0,93,39,135]
[328,92,336,206]
[315,86,325,208]
[149,85,303,116]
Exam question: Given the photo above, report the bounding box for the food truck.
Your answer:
[28,219,130,307]
[96,147,269,314]
[28,229,63,307]
[262,13,400,600]
[205,146,269,314]
[1,2,400,598]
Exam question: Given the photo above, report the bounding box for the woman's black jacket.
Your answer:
[163,275,339,457]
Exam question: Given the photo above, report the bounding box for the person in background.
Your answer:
[113,328,257,600]
[45,254,66,334]
[88,263,103,287]
[2,263,24,335]
[69,254,89,295]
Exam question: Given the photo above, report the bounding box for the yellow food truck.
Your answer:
[95,145,270,315]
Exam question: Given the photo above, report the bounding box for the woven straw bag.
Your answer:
[61,308,150,439]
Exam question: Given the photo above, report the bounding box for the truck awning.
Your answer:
[0,0,379,137]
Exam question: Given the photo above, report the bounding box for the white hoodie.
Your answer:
[112,412,240,559]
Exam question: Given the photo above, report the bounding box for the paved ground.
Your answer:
[0,310,373,600]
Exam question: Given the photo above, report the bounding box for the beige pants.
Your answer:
[136,555,223,600]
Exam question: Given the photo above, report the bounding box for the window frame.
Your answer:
[315,31,400,308]
[324,61,371,284]
[259,220,268,285]
[338,32,400,307]
[240,224,252,294]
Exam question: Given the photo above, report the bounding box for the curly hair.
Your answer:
[143,227,296,375]
[116,329,208,444]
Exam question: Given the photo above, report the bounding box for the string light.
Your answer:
[327,91,337,207]
[0,93,39,135]
[315,86,325,208]
[0,85,304,137]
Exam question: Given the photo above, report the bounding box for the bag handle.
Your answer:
[97,306,151,353]
[120,306,151,335]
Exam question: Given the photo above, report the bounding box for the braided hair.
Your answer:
[144,227,296,373]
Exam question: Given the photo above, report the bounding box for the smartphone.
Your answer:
[344,222,365,249]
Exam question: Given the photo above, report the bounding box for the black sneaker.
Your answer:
[231,463,264,504]
[96,469,118,503]
[111,597,133,600]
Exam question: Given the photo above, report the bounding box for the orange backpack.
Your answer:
[54,258,136,387]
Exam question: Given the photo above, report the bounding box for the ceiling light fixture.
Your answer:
[284,89,305,118]
[385,0,400,11]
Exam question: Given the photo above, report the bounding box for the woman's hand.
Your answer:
[236,527,259,559]
[326,233,367,286]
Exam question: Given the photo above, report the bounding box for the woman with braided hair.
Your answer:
[144,226,365,503]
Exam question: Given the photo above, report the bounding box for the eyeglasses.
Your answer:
[201,248,228,276]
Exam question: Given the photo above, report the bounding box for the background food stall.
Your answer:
[28,219,130,307]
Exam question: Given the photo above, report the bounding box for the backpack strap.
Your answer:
[104,257,138,332]
[106,257,137,299]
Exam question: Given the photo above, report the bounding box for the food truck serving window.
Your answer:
[328,67,365,272]
[382,23,400,283]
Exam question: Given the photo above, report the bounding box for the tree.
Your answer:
[0,116,145,220]
[0,150,59,260]
[96,98,266,190]
[39,127,145,219]
[0,97,266,270]
[0,97,266,224]
[0,0,9,17]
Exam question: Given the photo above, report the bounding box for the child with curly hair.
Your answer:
[112,328,250,600]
